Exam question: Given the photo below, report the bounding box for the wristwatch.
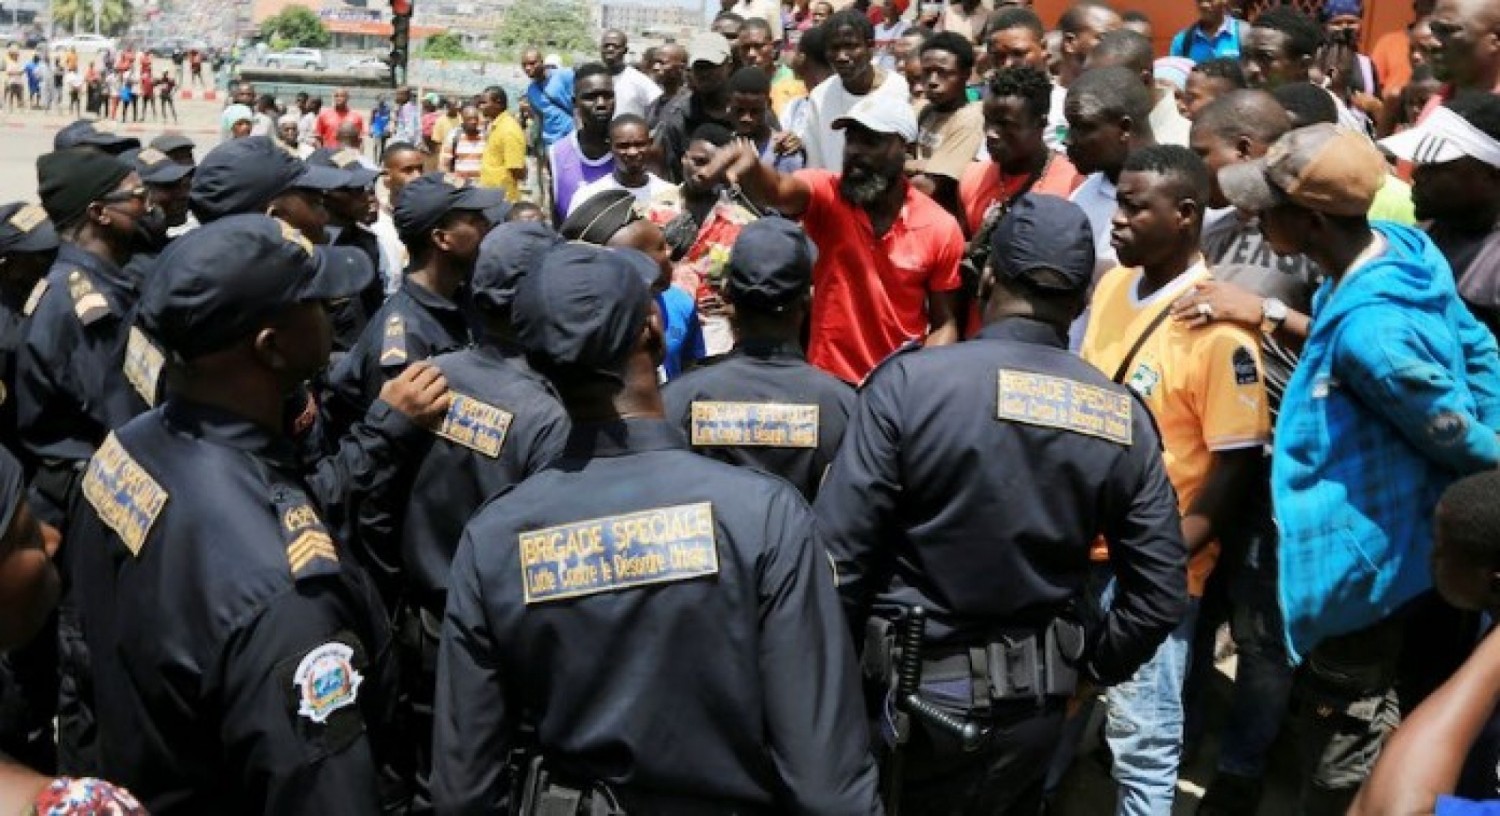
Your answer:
[1260,297,1288,334]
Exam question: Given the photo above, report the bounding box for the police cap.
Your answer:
[724,216,815,312]
[54,118,140,154]
[138,214,376,359]
[128,147,194,186]
[188,136,349,223]
[471,221,562,312]
[514,243,651,377]
[306,146,380,189]
[990,194,1095,295]
[0,203,59,255]
[149,132,196,158]
[393,172,509,243]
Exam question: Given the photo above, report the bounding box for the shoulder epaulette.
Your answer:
[379,314,408,367]
[66,269,110,325]
[21,277,47,317]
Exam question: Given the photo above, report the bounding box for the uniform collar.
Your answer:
[563,417,687,458]
[976,316,1070,349]
[736,338,805,359]
[161,398,301,469]
[57,241,135,299]
[400,276,465,315]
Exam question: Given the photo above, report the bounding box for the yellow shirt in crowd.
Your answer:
[1081,261,1271,597]
[481,111,527,202]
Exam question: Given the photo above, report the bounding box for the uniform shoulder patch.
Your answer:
[996,369,1133,446]
[519,502,720,605]
[274,488,340,580]
[435,392,513,458]
[379,314,408,367]
[66,269,111,325]
[81,433,168,556]
[1232,346,1259,385]
[689,401,820,449]
[292,640,363,724]
[123,326,164,407]
[21,277,47,317]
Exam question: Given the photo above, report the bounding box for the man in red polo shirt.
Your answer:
[698,95,963,383]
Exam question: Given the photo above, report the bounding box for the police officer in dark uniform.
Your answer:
[69,215,450,815]
[307,146,387,348]
[433,243,881,815]
[388,221,570,812]
[323,172,507,440]
[188,136,349,245]
[128,146,194,238]
[20,149,161,517]
[0,203,58,460]
[663,217,853,501]
[815,195,1188,815]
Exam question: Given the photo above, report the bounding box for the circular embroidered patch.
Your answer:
[293,641,364,724]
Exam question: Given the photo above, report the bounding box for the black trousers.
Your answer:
[891,698,1067,816]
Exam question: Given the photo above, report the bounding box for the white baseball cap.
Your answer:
[1381,105,1500,169]
[543,53,562,69]
[831,94,918,144]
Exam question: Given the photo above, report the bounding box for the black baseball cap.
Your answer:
[990,194,1095,295]
[129,146,194,186]
[471,221,562,312]
[393,172,509,242]
[189,136,349,223]
[514,242,651,378]
[137,214,376,359]
[724,216,816,311]
[54,119,140,154]
[0,203,59,254]
[307,146,380,189]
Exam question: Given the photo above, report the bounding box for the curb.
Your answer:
[0,119,219,136]
[178,90,219,101]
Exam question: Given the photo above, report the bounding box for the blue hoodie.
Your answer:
[1274,222,1500,663]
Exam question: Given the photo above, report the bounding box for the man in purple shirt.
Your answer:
[548,62,617,222]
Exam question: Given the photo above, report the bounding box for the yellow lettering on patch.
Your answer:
[996,370,1133,446]
[123,327,163,407]
[689,401,819,449]
[81,433,167,556]
[518,502,719,605]
[435,392,513,458]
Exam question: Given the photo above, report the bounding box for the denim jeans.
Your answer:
[1102,579,1198,816]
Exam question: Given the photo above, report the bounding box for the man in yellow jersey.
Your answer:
[1079,143,1269,816]
[478,85,528,201]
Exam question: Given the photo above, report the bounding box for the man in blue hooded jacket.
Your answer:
[1220,123,1500,814]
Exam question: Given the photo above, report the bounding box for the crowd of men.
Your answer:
[0,0,1493,814]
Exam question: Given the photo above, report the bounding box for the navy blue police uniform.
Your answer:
[323,172,509,440]
[432,243,882,815]
[814,196,1189,815]
[0,203,59,462]
[662,218,852,501]
[69,216,418,815]
[379,222,570,810]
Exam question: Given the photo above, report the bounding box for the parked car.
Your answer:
[263,47,324,70]
[346,56,390,74]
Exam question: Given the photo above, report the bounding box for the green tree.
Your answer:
[259,5,331,49]
[422,31,467,59]
[493,0,592,54]
[51,0,133,36]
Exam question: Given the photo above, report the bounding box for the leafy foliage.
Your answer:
[493,0,592,54]
[259,5,331,49]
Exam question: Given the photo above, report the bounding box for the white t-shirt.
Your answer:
[568,172,675,216]
[1046,82,1069,153]
[804,70,911,172]
[1149,90,1191,147]
[612,65,663,119]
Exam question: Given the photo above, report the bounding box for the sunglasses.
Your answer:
[97,186,149,205]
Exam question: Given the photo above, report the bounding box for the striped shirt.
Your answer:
[451,133,486,181]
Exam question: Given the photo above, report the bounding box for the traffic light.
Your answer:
[390,0,412,78]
